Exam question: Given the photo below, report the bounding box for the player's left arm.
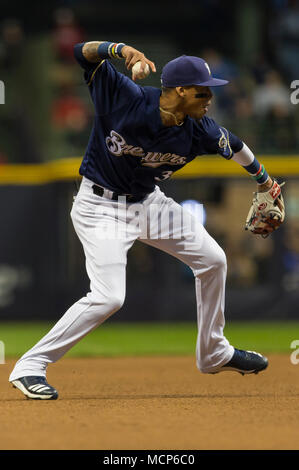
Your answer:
[200,118,285,236]
[203,120,279,199]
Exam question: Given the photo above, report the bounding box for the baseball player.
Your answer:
[9,41,285,399]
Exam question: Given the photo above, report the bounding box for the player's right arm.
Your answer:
[74,41,155,115]
[80,41,156,80]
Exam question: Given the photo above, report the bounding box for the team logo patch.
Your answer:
[258,203,267,210]
[218,128,232,158]
[218,128,228,150]
[218,134,227,149]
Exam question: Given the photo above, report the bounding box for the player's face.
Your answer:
[182,86,213,119]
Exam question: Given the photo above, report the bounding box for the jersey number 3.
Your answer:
[155,171,173,181]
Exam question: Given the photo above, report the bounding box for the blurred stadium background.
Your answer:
[0,0,299,332]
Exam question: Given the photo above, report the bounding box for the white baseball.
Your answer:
[132,61,150,79]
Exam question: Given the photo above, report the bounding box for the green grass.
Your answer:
[1,321,299,358]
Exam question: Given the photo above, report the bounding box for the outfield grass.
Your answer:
[1,321,299,358]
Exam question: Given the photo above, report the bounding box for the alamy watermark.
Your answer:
[93,199,205,240]
[0,80,4,104]
[0,341,5,364]
[290,81,299,104]
[290,340,299,365]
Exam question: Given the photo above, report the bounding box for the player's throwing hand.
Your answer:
[121,45,156,81]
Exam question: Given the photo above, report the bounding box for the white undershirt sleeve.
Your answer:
[231,142,255,167]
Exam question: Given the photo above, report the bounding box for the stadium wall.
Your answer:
[0,156,298,321]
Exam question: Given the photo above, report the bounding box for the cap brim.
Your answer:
[195,78,229,86]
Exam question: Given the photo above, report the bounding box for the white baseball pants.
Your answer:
[9,177,234,381]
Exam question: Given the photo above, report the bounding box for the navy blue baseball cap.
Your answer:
[161,55,229,87]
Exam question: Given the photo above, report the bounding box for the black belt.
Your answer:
[92,184,146,203]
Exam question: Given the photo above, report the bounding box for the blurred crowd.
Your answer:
[201,47,298,153]
[1,4,299,163]
[0,8,91,163]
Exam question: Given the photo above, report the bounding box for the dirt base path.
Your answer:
[1,354,298,450]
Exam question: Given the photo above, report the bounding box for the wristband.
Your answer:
[97,42,126,59]
[250,164,269,184]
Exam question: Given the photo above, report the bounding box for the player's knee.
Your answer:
[108,293,125,312]
[192,246,226,277]
[89,291,125,314]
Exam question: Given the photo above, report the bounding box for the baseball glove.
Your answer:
[245,180,285,238]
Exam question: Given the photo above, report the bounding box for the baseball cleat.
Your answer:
[210,348,268,375]
[11,376,58,400]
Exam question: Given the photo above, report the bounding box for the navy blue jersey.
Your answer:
[74,44,243,196]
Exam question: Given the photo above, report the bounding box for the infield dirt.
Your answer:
[0,354,298,450]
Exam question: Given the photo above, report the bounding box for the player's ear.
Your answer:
[175,86,186,98]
